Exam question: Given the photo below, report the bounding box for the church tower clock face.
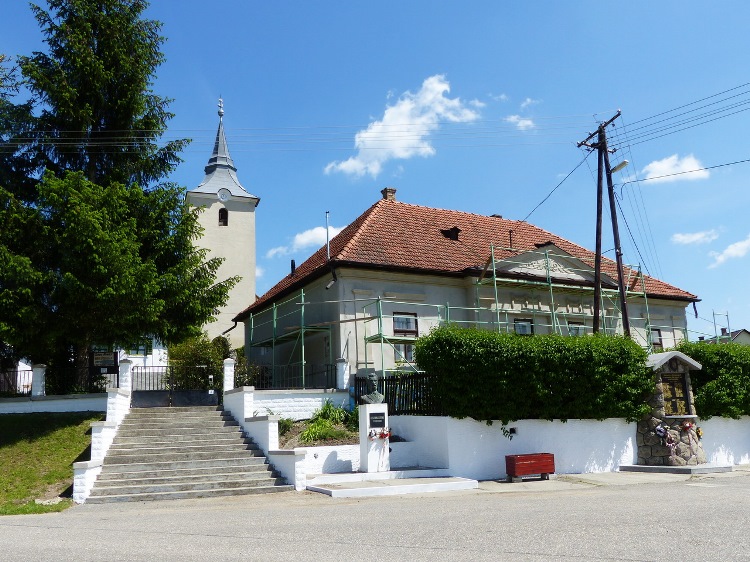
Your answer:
[218,188,231,202]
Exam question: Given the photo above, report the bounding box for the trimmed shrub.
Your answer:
[676,342,750,419]
[414,326,651,424]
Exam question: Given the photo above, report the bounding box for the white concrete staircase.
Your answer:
[87,406,292,503]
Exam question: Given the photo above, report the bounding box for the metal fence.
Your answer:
[0,369,33,396]
[237,363,336,390]
[131,365,220,391]
[354,372,444,416]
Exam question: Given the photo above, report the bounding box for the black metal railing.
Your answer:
[0,369,33,396]
[354,372,444,416]
[131,365,221,391]
[237,363,336,390]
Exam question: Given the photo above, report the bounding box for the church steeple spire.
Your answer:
[191,99,259,203]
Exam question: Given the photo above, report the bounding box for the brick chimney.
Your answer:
[381,187,397,201]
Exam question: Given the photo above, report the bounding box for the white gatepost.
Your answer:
[31,364,46,397]
[118,358,132,393]
[223,358,236,393]
[335,358,348,390]
[359,403,390,473]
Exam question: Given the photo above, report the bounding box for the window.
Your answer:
[394,343,415,364]
[126,338,153,357]
[514,318,534,335]
[218,207,228,226]
[393,312,418,337]
[568,322,586,336]
[650,328,663,350]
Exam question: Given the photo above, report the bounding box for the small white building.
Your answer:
[234,188,699,388]
[186,100,259,349]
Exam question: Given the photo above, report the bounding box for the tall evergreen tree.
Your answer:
[18,0,187,188]
[0,2,235,389]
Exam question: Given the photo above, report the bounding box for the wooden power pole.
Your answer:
[578,111,631,337]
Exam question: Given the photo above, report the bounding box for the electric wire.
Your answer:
[520,151,593,223]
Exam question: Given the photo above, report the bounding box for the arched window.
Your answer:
[218,207,228,226]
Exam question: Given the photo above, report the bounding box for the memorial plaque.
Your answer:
[662,373,689,416]
[369,412,386,428]
[91,352,119,375]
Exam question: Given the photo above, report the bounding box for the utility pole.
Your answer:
[578,111,631,337]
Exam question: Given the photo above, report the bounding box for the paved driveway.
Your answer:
[1,470,749,561]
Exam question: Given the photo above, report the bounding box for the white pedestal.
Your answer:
[359,403,390,473]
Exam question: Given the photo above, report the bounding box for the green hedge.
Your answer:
[414,326,652,424]
[676,342,750,419]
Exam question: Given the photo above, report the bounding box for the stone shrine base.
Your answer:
[619,463,733,475]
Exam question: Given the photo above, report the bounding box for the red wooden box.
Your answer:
[505,453,555,482]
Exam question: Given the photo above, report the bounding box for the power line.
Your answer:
[620,156,750,186]
[520,151,593,223]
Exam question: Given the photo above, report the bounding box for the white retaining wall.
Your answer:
[0,393,108,414]
[700,416,750,465]
[253,389,349,420]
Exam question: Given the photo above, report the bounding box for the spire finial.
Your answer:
[218,97,224,118]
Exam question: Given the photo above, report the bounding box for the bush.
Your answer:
[167,334,223,389]
[676,342,750,419]
[414,326,652,423]
[278,417,295,436]
[299,418,350,443]
[311,400,349,425]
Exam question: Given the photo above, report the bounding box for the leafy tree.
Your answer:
[0,2,235,389]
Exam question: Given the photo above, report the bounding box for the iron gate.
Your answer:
[131,366,221,407]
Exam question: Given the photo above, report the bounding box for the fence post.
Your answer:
[335,358,348,390]
[118,359,132,393]
[223,358,236,393]
[31,364,46,397]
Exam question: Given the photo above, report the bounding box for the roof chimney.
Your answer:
[721,328,728,336]
[381,187,397,201]
[290,259,296,276]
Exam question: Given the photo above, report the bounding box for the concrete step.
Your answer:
[104,448,265,465]
[111,433,251,446]
[114,425,243,438]
[97,467,275,485]
[100,455,270,474]
[85,484,294,504]
[107,442,258,456]
[90,475,288,497]
[118,419,240,429]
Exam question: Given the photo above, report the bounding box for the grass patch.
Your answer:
[0,411,103,515]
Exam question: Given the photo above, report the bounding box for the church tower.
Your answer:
[186,100,259,348]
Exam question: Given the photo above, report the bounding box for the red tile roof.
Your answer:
[235,196,698,320]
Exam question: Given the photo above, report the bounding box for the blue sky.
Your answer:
[3,1,750,339]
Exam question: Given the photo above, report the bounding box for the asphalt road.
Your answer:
[2,471,749,561]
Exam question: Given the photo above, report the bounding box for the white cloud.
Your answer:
[492,93,509,102]
[255,265,265,279]
[671,230,719,245]
[520,97,540,110]
[324,74,479,178]
[642,154,710,183]
[266,225,344,258]
[505,114,535,131]
[469,98,486,108]
[709,234,750,268]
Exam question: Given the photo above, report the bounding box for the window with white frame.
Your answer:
[394,343,415,364]
[514,318,534,335]
[650,328,663,350]
[567,322,586,336]
[393,312,418,337]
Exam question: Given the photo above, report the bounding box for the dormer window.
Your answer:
[218,207,228,226]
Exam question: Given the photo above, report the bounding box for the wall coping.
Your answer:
[245,415,280,422]
[90,421,117,429]
[106,388,130,397]
[31,393,107,402]
[255,389,347,396]
[73,459,102,470]
[225,386,254,396]
[268,449,306,457]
